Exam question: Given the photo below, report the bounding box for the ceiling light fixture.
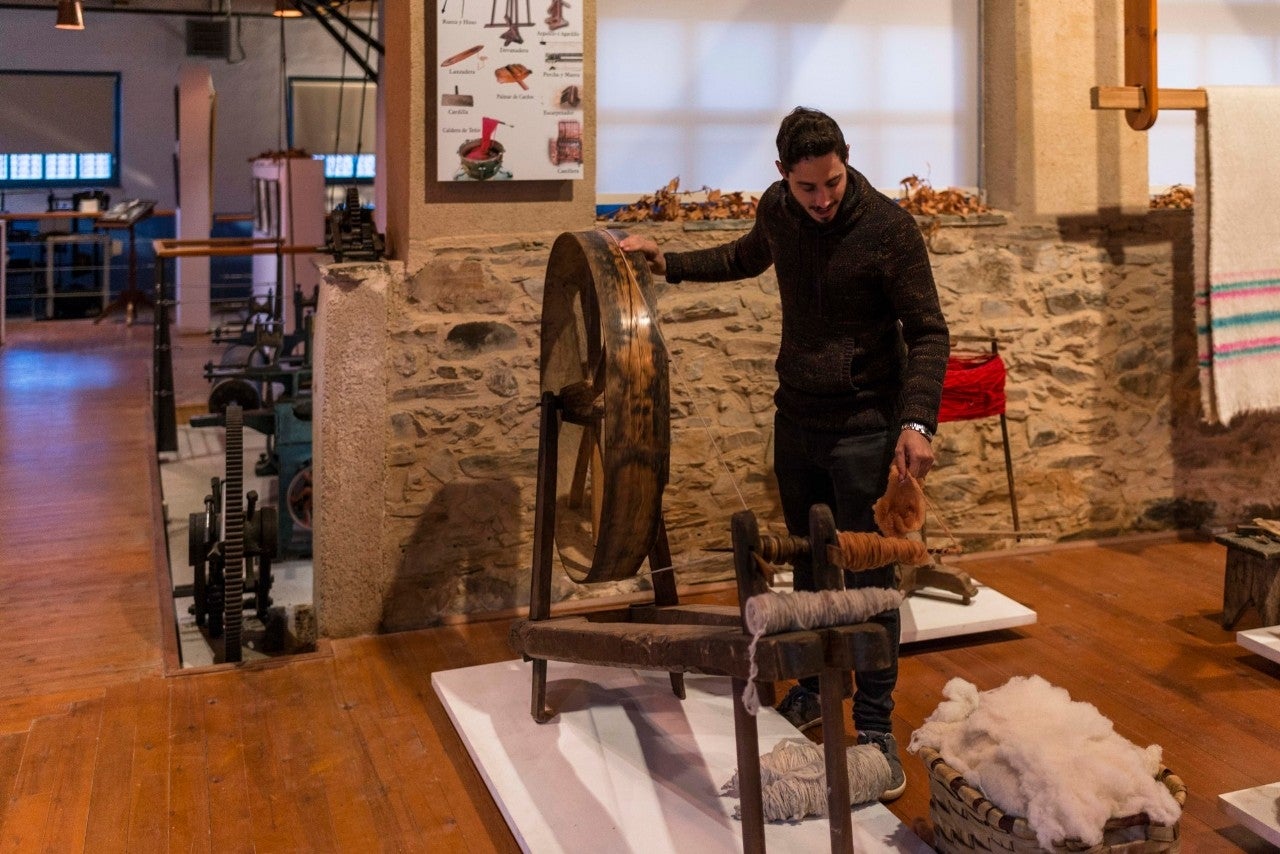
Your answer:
[55,0,84,30]
[273,0,303,17]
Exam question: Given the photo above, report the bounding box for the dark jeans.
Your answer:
[773,410,900,734]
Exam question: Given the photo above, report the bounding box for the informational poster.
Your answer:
[436,1,584,182]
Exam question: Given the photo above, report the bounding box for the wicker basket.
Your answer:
[917,746,1187,853]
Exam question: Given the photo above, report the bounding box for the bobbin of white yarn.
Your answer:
[739,587,905,715]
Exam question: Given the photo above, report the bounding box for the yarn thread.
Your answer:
[740,587,905,714]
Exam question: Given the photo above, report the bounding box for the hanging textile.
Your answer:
[1194,87,1280,425]
[938,352,1006,423]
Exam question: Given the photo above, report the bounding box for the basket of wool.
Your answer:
[909,676,1186,853]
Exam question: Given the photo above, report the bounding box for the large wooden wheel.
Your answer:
[539,229,669,583]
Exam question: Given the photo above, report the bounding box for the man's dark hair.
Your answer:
[775,107,848,172]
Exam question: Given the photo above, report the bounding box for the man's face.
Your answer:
[777,150,848,224]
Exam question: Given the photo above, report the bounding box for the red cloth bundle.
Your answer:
[939,352,1007,423]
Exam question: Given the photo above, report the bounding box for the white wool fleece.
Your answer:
[908,675,1181,850]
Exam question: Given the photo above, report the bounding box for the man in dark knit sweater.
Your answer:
[620,107,949,802]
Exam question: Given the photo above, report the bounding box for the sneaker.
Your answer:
[857,730,907,802]
[776,685,822,732]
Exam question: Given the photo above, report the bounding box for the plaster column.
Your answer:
[310,3,600,637]
[982,0,1148,219]
[175,64,214,331]
[312,261,395,638]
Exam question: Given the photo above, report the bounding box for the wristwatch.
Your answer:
[901,421,934,442]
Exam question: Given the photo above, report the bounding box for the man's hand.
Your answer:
[894,429,935,482]
[618,234,666,276]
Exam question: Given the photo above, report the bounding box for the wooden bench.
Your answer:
[1216,532,1280,628]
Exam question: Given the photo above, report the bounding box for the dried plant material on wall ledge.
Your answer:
[602,174,1006,226]
[600,178,759,222]
[1150,185,1194,209]
[896,175,991,217]
[250,147,312,161]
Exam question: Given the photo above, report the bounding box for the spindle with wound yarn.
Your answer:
[738,531,917,715]
[740,587,905,714]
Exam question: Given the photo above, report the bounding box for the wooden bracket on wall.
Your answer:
[1090,0,1206,130]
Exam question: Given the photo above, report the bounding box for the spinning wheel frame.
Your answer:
[539,229,669,583]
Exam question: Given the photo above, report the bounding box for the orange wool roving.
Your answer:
[872,464,926,537]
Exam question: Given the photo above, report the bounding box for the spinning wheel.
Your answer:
[516,230,899,853]
[539,229,668,583]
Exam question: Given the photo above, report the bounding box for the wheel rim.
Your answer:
[539,229,669,583]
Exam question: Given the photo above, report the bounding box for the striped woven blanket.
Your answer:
[1195,87,1280,425]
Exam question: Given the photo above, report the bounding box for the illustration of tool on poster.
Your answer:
[437,1,584,182]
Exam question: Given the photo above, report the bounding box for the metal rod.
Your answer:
[298,1,380,82]
[990,338,1023,538]
[299,0,383,55]
[153,254,178,454]
[0,224,6,346]
[0,2,279,17]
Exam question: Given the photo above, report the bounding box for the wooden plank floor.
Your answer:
[1,317,1277,852]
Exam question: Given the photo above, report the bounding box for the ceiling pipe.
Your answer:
[300,0,381,55]
[295,0,382,82]
[0,1,279,18]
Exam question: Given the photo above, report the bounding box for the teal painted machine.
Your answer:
[274,400,312,559]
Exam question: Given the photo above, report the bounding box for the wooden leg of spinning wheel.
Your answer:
[648,517,685,699]
[820,665,852,853]
[530,392,559,722]
[531,658,551,723]
[732,677,765,854]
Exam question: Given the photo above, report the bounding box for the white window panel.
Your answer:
[597,1,979,195]
[1152,2,1280,186]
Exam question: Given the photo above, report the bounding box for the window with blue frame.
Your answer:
[0,71,121,189]
[287,77,377,184]
[320,152,376,182]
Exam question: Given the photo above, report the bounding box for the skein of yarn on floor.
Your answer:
[721,739,891,822]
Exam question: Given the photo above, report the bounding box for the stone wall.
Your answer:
[319,210,1280,635]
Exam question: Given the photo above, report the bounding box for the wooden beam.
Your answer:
[1091,85,1207,111]
[1123,0,1159,129]
[150,237,325,258]
[1095,0,1210,124]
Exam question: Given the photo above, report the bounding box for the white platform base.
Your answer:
[1237,625,1280,666]
[1219,781,1280,848]
[1220,628,1280,847]
[433,660,933,853]
[899,580,1036,643]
